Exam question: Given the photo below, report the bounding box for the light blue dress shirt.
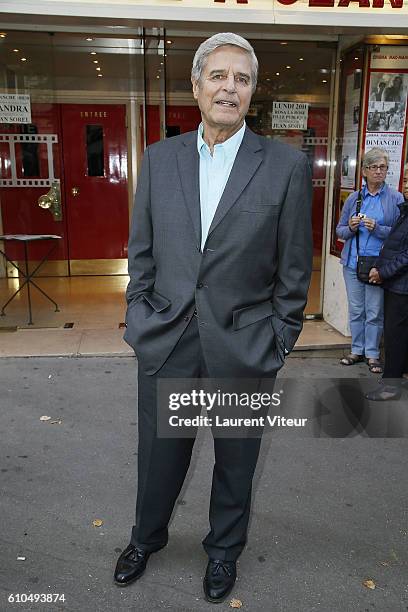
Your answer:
[197,121,246,251]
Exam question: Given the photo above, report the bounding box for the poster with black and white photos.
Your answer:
[367,72,408,132]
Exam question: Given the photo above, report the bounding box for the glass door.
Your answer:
[0,31,67,276]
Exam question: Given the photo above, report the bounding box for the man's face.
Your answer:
[192,45,253,132]
[393,77,403,89]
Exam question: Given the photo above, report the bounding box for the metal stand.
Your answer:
[0,238,60,326]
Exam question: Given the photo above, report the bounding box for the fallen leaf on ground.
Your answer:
[40,416,51,421]
[363,579,376,590]
[230,599,242,608]
[49,420,62,425]
[379,561,390,567]
[17,556,26,561]
[92,519,103,527]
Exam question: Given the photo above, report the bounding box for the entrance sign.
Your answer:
[0,94,31,124]
[272,102,308,130]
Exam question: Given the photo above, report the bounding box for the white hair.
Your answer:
[191,33,258,93]
[362,147,389,168]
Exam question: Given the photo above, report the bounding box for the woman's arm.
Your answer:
[336,194,357,240]
[372,193,404,240]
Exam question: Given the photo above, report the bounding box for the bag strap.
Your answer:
[355,190,362,256]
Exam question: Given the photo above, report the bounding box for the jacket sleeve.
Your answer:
[377,248,408,280]
[126,148,156,305]
[336,194,356,241]
[372,194,403,240]
[272,155,313,353]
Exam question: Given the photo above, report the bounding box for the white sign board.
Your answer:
[0,94,31,123]
[272,102,309,130]
[370,46,408,70]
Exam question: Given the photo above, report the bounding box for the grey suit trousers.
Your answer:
[130,316,268,561]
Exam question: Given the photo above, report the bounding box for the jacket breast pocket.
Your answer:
[239,196,281,215]
[240,205,280,215]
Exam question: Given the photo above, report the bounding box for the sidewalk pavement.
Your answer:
[0,320,349,358]
[1,355,407,612]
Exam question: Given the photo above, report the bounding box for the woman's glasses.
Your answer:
[366,164,388,172]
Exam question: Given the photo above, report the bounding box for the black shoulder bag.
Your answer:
[354,191,377,284]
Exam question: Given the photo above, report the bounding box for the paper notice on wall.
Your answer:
[272,102,308,130]
[341,71,361,189]
[344,72,361,134]
[340,138,359,190]
[364,133,404,190]
[0,94,31,123]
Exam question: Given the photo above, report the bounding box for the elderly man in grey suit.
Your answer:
[114,32,312,603]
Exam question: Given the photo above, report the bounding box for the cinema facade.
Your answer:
[0,0,407,334]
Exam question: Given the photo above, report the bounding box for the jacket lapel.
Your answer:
[207,127,264,239]
[177,132,201,246]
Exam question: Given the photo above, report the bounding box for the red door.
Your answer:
[61,104,128,275]
[0,103,68,275]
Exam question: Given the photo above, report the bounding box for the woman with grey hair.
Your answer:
[336,147,403,372]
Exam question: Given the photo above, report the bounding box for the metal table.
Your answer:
[0,234,62,325]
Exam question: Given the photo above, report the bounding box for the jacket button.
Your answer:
[196,282,204,289]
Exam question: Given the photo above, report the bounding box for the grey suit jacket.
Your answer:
[124,127,313,377]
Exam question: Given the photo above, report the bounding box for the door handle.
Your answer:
[38,181,62,221]
[71,187,80,197]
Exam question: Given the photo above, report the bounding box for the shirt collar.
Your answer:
[362,181,386,197]
[197,121,246,155]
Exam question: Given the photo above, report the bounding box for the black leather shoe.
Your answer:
[365,384,402,401]
[114,544,150,586]
[203,559,237,603]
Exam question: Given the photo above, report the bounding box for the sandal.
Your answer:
[367,359,383,374]
[340,354,365,366]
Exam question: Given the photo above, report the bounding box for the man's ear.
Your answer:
[192,78,199,101]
